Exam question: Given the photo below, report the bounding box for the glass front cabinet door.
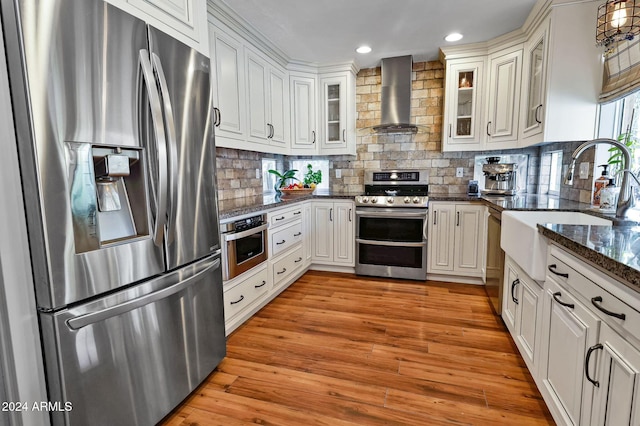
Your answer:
[444,59,485,150]
[520,19,548,142]
[320,75,347,150]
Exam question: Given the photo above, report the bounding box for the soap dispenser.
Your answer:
[600,177,620,211]
[593,164,610,206]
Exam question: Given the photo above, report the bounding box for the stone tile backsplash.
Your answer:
[215,60,595,202]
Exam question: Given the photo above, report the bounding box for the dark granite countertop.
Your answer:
[218,190,359,220]
[539,223,640,292]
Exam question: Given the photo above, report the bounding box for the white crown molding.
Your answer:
[207,0,290,67]
[207,0,358,74]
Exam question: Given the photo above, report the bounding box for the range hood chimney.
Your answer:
[373,55,418,134]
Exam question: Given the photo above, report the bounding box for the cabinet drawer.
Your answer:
[272,244,304,287]
[223,266,269,321]
[548,253,640,338]
[271,221,303,257]
[269,205,304,228]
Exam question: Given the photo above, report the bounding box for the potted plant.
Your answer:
[303,164,322,189]
[267,169,298,194]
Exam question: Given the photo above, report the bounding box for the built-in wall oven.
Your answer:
[220,214,268,281]
[355,170,429,281]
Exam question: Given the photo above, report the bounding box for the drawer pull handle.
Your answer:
[552,292,574,309]
[277,267,287,275]
[548,264,569,278]
[294,232,302,237]
[275,216,285,221]
[254,280,266,288]
[293,211,301,215]
[230,295,244,305]
[294,257,302,263]
[591,296,626,320]
[511,278,520,305]
[585,343,603,387]
[276,240,286,245]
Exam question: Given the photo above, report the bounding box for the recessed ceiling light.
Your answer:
[356,45,372,54]
[444,33,463,42]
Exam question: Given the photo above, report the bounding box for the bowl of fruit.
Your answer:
[268,165,321,198]
[279,183,316,197]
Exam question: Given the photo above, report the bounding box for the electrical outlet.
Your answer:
[579,162,590,179]
[336,169,342,178]
[456,167,464,178]
[256,168,260,179]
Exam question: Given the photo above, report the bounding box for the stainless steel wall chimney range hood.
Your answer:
[373,55,418,134]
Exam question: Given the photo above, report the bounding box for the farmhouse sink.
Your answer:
[501,211,612,281]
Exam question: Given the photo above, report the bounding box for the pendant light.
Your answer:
[596,0,640,49]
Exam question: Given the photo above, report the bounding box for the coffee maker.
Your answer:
[482,157,518,195]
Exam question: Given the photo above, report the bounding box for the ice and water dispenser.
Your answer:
[67,142,150,253]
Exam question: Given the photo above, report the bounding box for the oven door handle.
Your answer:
[356,238,426,248]
[223,224,268,242]
[355,210,427,218]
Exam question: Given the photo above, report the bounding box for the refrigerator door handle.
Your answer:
[66,257,221,330]
[139,50,168,246]
[151,53,179,245]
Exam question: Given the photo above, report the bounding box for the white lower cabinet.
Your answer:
[311,201,354,266]
[223,263,269,335]
[427,202,486,280]
[539,276,600,426]
[502,256,541,371]
[505,244,640,426]
[591,323,640,426]
[271,245,304,291]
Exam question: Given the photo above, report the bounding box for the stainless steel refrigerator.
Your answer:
[1,0,226,424]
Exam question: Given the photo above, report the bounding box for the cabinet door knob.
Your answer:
[585,343,603,387]
[254,280,266,288]
[486,121,491,136]
[312,130,316,143]
[343,129,346,142]
[276,239,286,245]
[535,104,543,124]
[277,267,287,275]
[548,264,568,278]
[591,296,626,320]
[552,292,574,309]
[230,295,244,305]
[511,278,520,304]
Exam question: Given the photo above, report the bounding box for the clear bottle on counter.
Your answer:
[600,178,620,211]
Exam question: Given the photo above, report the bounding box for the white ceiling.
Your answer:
[219,0,539,69]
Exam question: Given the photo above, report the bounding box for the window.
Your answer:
[548,151,563,196]
[261,158,278,193]
[600,91,640,174]
[289,159,329,191]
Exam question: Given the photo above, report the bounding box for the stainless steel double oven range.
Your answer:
[355,170,429,280]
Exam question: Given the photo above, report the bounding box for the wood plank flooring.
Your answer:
[162,271,555,425]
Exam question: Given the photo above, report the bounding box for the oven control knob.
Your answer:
[371,196,378,203]
[361,196,369,203]
[413,197,421,204]
[403,197,411,204]
[387,197,394,204]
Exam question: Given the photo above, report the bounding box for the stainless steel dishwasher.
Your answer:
[485,206,505,315]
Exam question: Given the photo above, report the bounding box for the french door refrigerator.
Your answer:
[0,0,226,424]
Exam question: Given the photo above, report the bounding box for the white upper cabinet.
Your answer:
[108,0,209,54]
[209,24,246,145]
[246,47,290,149]
[442,59,485,151]
[318,70,356,155]
[290,74,317,153]
[519,1,602,147]
[485,47,522,148]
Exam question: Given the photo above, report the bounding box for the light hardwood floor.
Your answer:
[162,271,555,425]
